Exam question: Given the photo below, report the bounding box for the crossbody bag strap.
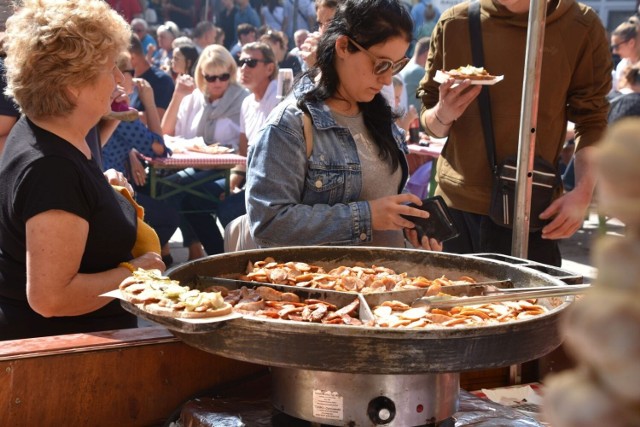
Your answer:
[469,0,498,175]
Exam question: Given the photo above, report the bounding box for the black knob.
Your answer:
[367,396,396,425]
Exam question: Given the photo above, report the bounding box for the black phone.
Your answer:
[401,195,459,242]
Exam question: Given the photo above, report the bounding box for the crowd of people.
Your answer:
[78,0,434,264]
[0,0,633,340]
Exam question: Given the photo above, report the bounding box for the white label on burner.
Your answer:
[312,389,343,420]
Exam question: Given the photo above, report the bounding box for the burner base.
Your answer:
[271,368,459,426]
[179,391,543,427]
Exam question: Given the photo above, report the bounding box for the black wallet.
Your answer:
[401,196,459,242]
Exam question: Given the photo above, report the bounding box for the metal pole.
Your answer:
[509,0,548,386]
[511,0,548,258]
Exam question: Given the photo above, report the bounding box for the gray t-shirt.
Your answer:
[331,111,404,248]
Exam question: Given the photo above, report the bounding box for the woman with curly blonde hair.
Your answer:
[0,0,165,340]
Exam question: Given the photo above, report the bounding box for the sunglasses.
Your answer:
[238,58,270,68]
[121,69,135,76]
[611,39,631,51]
[203,73,231,82]
[347,37,409,75]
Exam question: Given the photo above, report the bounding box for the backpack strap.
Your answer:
[302,112,314,158]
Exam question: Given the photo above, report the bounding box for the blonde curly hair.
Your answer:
[3,0,131,119]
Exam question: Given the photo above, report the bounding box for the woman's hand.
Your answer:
[175,74,196,97]
[300,31,320,68]
[404,228,443,251]
[369,193,428,230]
[110,85,129,106]
[104,168,134,194]
[229,172,245,193]
[128,150,147,187]
[129,252,166,272]
[369,194,443,252]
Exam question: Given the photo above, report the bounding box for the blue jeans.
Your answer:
[160,169,246,255]
[159,168,225,254]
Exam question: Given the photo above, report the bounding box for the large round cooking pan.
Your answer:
[144,247,574,374]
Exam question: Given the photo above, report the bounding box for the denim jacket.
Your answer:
[246,85,409,247]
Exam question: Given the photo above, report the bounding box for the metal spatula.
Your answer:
[412,284,591,310]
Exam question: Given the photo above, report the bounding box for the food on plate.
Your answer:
[186,143,234,155]
[238,257,476,293]
[443,65,496,81]
[119,269,232,318]
[371,298,548,329]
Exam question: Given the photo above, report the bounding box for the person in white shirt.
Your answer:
[160,45,250,259]
[237,42,280,155]
[219,42,280,235]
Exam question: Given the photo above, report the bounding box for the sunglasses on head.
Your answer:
[203,73,231,82]
[238,58,269,68]
[347,37,409,75]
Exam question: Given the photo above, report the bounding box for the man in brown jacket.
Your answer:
[418,0,611,265]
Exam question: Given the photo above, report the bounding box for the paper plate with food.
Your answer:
[434,65,504,85]
[109,269,237,322]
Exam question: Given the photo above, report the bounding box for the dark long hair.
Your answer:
[178,45,200,77]
[299,0,413,172]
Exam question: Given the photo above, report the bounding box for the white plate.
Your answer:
[434,70,504,85]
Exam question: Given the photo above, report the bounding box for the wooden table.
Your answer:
[143,152,246,204]
[0,327,264,426]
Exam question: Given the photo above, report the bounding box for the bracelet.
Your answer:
[118,262,137,274]
[434,111,454,126]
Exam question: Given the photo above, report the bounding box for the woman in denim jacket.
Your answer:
[246,0,442,250]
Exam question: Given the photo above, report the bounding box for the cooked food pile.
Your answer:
[119,269,232,318]
[239,257,476,293]
[443,65,496,80]
[205,285,363,326]
[371,299,547,329]
[118,258,552,328]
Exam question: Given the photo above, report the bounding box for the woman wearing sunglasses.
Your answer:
[245,0,442,250]
[161,44,250,260]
